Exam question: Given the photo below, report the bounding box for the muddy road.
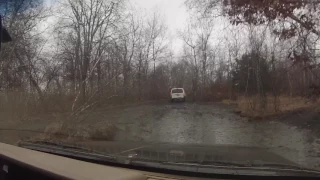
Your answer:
[1,101,320,170]
[98,102,320,170]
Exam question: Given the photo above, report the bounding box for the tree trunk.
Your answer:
[80,54,89,103]
[138,53,143,101]
[97,60,102,95]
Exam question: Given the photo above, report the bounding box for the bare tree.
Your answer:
[0,0,49,99]
[56,0,122,105]
[179,23,199,101]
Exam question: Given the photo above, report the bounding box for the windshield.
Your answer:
[1,0,320,177]
[172,89,184,93]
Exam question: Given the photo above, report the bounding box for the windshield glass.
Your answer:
[172,89,183,93]
[1,0,320,177]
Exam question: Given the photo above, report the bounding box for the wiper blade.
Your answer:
[116,157,320,177]
[159,161,320,176]
[19,141,116,162]
[179,160,304,170]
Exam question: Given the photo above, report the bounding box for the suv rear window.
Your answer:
[172,89,183,93]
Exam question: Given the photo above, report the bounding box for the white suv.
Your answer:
[170,88,186,102]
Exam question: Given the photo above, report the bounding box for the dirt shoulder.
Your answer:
[222,96,320,137]
[271,106,320,136]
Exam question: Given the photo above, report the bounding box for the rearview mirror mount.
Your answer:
[0,15,12,51]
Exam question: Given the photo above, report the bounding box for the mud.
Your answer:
[104,102,320,170]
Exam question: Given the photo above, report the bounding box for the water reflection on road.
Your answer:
[114,102,320,170]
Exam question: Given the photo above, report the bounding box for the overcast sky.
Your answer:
[130,0,188,55]
[130,0,187,32]
[41,0,237,59]
[44,0,188,55]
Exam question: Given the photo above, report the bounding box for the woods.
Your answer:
[1,0,320,118]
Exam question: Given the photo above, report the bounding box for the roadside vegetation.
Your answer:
[223,96,318,119]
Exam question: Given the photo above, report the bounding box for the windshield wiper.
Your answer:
[176,160,304,170]
[19,141,116,162]
[157,161,320,176]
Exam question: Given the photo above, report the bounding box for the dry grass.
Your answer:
[33,121,116,142]
[223,96,316,119]
[0,92,75,123]
[0,91,118,142]
[222,99,238,105]
[32,111,117,142]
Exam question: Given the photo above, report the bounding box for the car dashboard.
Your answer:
[0,143,218,180]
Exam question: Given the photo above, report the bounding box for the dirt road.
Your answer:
[1,101,320,170]
[99,102,320,170]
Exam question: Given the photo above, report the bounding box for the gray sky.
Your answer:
[130,0,188,55]
[45,0,188,55]
[130,0,187,32]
